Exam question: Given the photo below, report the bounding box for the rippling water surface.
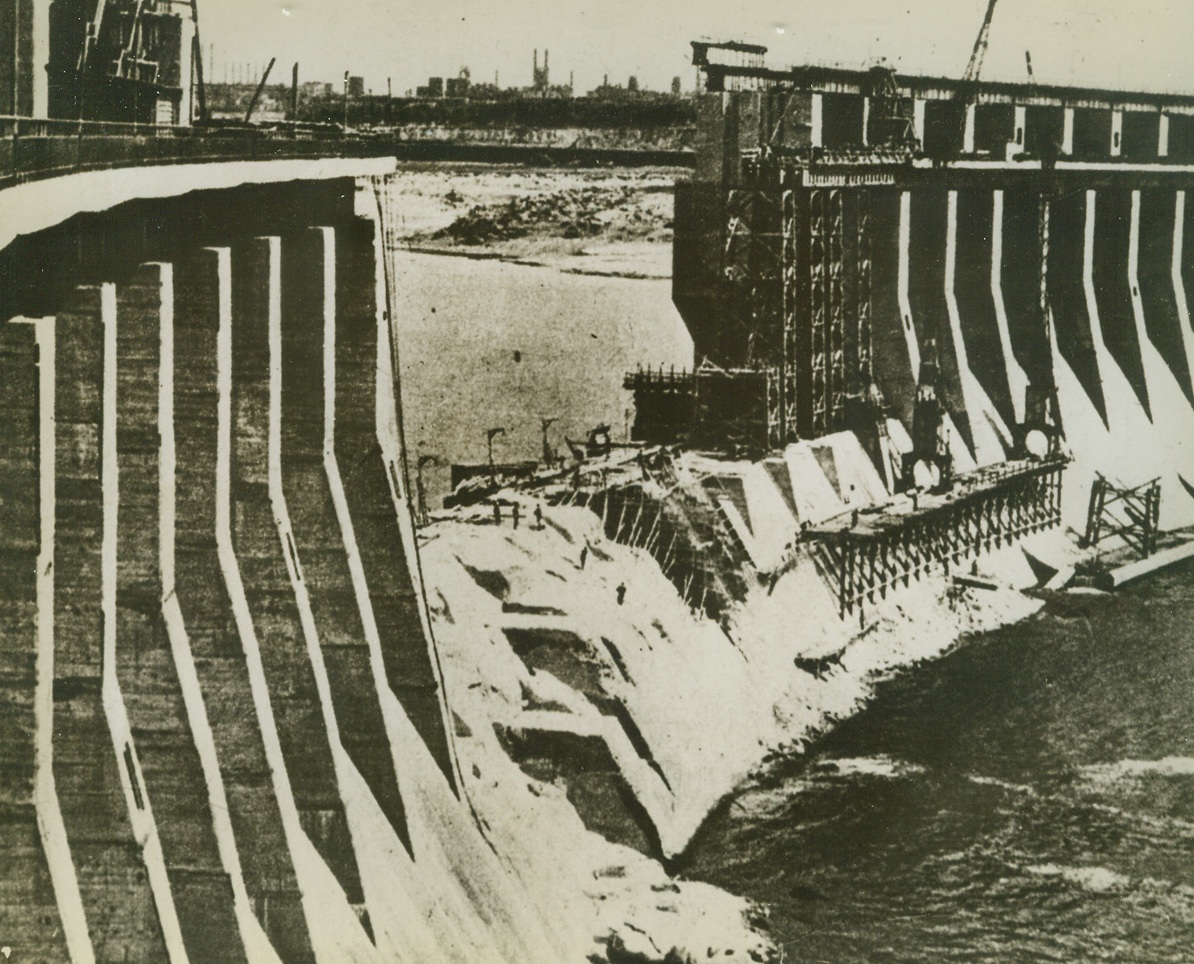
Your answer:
[687,561,1194,963]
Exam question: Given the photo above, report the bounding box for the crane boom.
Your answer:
[244,57,277,124]
[963,0,999,84]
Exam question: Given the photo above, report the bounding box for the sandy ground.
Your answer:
[385,165,679,278]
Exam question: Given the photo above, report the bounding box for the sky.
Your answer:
[199,0,1194,98]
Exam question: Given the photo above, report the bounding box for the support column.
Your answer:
[991,192,1030,423]
[321,224,435,829]
[945,189,1010,465]
[31,0,48,115]
[172,246,315,962]
[337,209,460,789]
[114,260,249,963]
[229,236,372,936]
[1172,193,1194,400]
[21,314,95,964]
[897,191,921,378]
[0,318,71,962]
[912,99,925,146]
[1082,191,1114,417]
[53,281,182,962]
[277,226,409,851]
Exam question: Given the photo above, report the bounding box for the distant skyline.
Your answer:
[200,1,1194,97]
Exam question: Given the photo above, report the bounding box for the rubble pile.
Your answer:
[430,185,671,245]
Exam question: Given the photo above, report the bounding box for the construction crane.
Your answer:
[962,0,1000,84]
[244,56,276,123]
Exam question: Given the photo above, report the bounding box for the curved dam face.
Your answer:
[0,175,568,964]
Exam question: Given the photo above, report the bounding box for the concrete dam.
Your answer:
[0,162,580,962]
[3,9,1194,964]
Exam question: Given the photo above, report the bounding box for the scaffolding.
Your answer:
[1081,474,1162,559]
[723,171,792,447]
[811,459,1065,618]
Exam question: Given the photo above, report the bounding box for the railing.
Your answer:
[0,115,381,190]
[0,115,693,191]
[623,365,695,392]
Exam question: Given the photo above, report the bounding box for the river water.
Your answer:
[686,561,1194,963]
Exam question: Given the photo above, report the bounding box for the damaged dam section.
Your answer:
[420,38,1194,961]
[3,24,1194,964]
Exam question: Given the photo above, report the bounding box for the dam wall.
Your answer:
[671,69,1194,533]
[0,172,565,963]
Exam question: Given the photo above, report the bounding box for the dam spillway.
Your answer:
[650,47,1194,548]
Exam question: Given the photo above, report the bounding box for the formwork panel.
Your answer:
[1168,115,1194,161]
[921,101,965,157]
[1072,108,1112,160]
[821,93,864,149]
[1121,111,1161,161]
[973,104,1014,156]
[1025,106,1064,157]
[672,181,726,365]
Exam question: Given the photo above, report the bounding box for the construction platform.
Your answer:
[807,458,1066,617]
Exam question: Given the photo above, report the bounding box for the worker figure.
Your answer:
[512,503,521,529]
[492,502,501,526]
[579,544,589,570]
[616,582,626,606]
[534,504,543,529]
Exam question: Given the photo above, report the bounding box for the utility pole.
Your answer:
[342,70,349,130]
[291,62,299,134]
[486,428,506,484]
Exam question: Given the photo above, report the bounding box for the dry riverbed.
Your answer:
[384,165,680,279]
